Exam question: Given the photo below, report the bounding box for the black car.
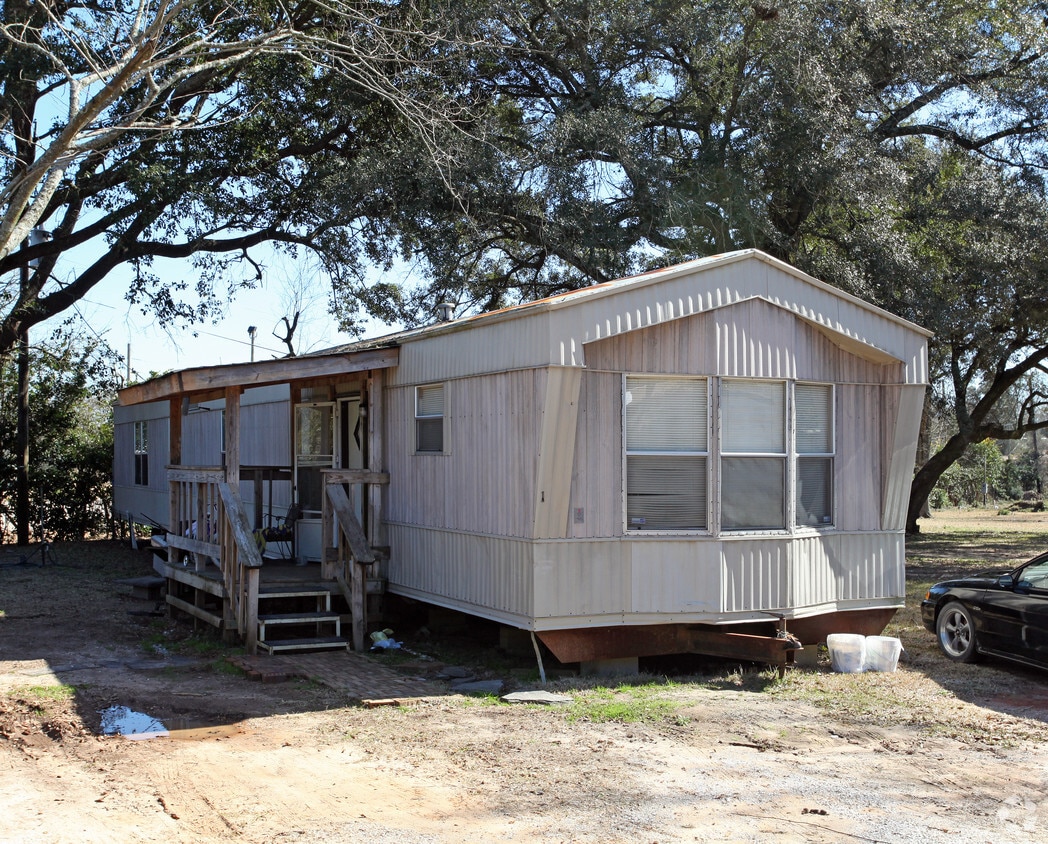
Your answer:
[921,551,1048,670]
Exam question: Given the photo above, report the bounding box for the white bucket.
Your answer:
[864,636,902,673]
[826,633,866,673]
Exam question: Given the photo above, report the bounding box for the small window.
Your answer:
[415,384,444,453]
[133,420,149,486]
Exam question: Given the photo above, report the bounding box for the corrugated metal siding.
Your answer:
[112,484,170,528]
[882,386,925,530]
[387,524,533,617]
[836,385,883,531]
[568,371,623,539]
[241,401,291,466]
[786,533,904,606]
[533,540,630,617]
[183,410,222,465]
[113,422,133,488]
[628,540,722,615]
[385,369,544,537]
[585,298,899,384]
[386,256,928,387]
[147,417,169,492]
[721,540,789,612]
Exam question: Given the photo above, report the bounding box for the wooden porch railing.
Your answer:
[166,467,264,653]
[322,469,390,651]
[166,467,223,570]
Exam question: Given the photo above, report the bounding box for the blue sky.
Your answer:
[43,246,403,382]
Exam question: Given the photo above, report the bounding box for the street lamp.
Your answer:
[248,325,257,362]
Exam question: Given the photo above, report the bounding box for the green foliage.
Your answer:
[930,440,1006,508]
[0,329,118,540]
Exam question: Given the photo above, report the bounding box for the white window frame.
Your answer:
[719,379,788,533]
[623,375,710,532]
[794,382,835,529]
[133,420,149,487]
[415,383,445,454]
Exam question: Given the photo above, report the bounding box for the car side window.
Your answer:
[1017,561,1048,591]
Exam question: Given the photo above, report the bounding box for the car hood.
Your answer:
[932,570,1012,590]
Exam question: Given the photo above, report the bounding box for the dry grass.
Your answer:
[762,507,1048,747]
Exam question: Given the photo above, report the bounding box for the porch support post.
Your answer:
[223,386,241,484]
[168,397,183,552]
[367,370,385,549]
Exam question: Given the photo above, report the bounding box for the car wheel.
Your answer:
[936,601,980,663]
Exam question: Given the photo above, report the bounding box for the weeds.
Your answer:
[568,681,687,725]
[15,684,76,702]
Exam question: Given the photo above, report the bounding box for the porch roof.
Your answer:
[116,344,399,407]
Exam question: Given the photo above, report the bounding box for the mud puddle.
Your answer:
[98,705,240,740]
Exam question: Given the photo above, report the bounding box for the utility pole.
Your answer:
[16,249,30,545]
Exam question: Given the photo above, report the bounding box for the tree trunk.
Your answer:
[906,432,972,534]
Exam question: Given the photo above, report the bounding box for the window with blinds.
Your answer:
[721,380,786,530]
[415,384,445,453]
[625,376,708,530]
[795,383,834,526]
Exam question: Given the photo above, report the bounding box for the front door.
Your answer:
[294,402,335,562]
[339,397,365,527]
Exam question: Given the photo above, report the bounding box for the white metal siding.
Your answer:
[568,371,624,539]
[721,540,789,613]
[387,524,533,619]
[533,540,631,618]
[584,298,900,384]
[386,254,928,387]
[628,540,722,615]
[385,369,545,537]
[835,385,883,531]
[523,533,905,628]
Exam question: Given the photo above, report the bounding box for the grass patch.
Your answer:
[211,658,246,677]
[14,684,76,702]
[568,681,688,725]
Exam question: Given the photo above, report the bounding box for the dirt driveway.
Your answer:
[3,526,1048,843]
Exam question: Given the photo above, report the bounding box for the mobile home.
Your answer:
[114,250,929,669]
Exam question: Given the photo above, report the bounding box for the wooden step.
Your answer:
[258,611,342,641]
[257,636,350,654]
[259,587,332,600]
[257,611,342,624]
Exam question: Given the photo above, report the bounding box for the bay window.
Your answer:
[623,376,834,533]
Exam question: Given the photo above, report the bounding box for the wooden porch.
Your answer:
[115,348,398,656]
[155,467,389,654]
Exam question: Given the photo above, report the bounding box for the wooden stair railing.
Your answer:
[326,483,375,651]
[216,482,264,654]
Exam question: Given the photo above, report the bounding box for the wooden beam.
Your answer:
[326,484,374,564]
[166,594,223,628]
[224,386,240,485]
[367,370,385,549]
[320,469,390,485]
[117,347,399,406]
[168,398,182,465]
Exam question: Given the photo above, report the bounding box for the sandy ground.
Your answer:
[2,531,1048,843]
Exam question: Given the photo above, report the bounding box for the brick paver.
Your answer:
[230,650,443,705]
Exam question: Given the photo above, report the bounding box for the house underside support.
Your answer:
[536,607,896,675]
